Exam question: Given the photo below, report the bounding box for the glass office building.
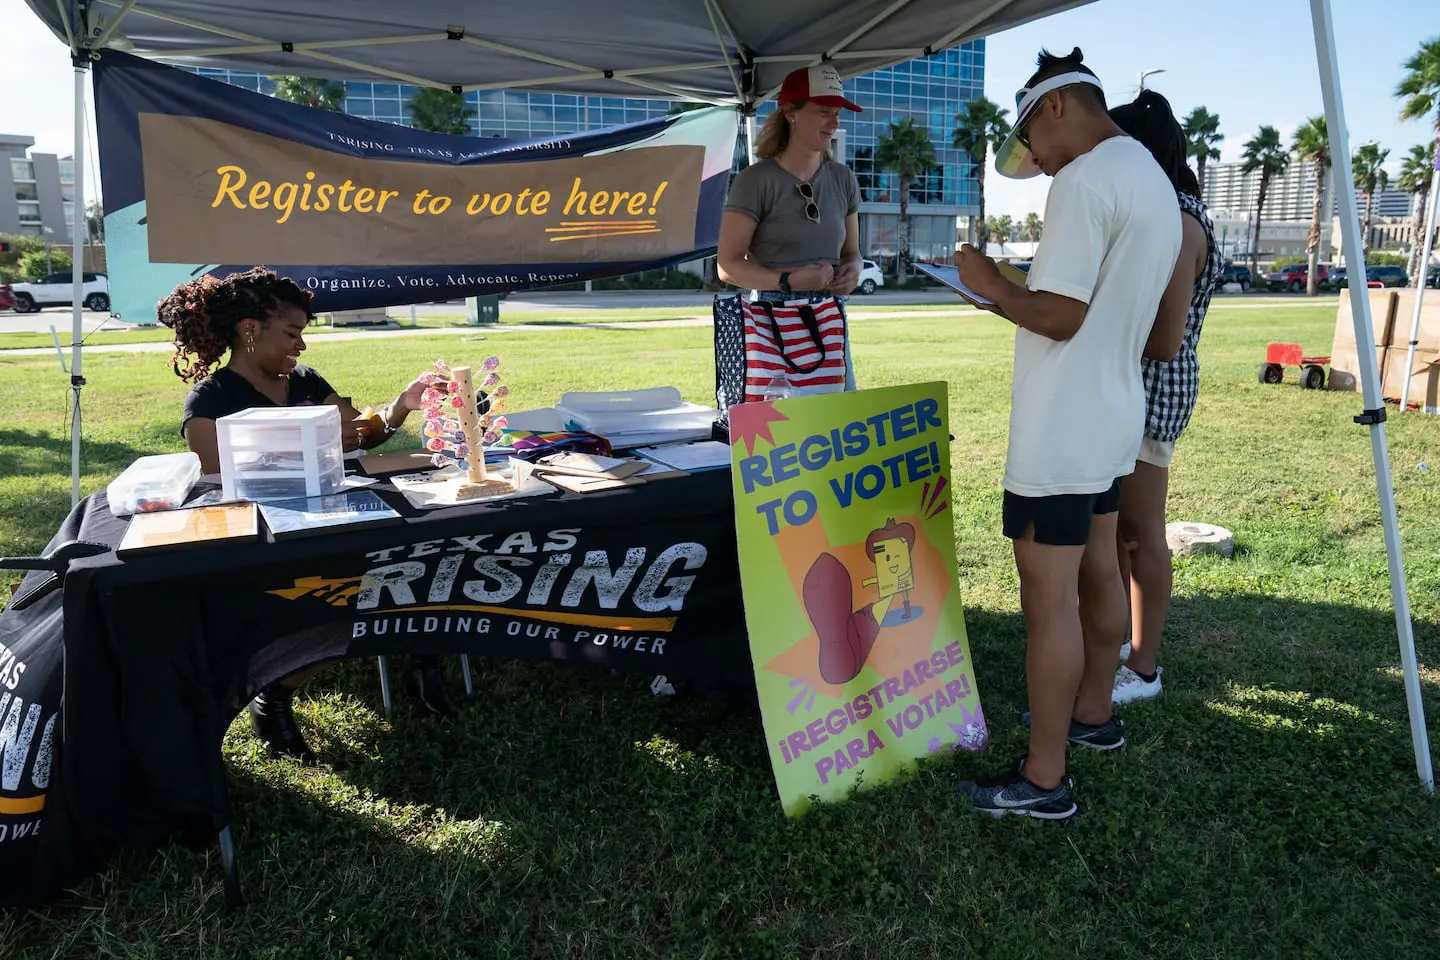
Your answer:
[189,41,984,265]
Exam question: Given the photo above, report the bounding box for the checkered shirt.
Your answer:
[1142,193,1222,442]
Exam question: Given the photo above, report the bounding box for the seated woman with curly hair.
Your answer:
[157,266,462,763]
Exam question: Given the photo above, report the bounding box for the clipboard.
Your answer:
[915,261,1029,307]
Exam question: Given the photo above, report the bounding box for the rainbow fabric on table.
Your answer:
[496,430,613,460]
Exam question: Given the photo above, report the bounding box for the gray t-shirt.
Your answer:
[724,158,861,270]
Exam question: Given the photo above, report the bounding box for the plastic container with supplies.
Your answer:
[216,406,345,501]
[107,452,202,517]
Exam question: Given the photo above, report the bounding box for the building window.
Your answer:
[11,159,34,181]
[14,182,38,201]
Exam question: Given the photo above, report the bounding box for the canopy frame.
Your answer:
[33,0,1433,799]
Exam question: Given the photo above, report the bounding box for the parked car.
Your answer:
[1266,263,1327,292]
[857,259,884,295]
[1325,266,1346,290]
[9,272,110,313]
[1334,265,1410,289]
[1367,265,1409,288]
[1218,263,1252,290]
[1428,265,1439,289]
[0,284,12,312]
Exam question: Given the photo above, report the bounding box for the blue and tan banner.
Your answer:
[92,51,737,322]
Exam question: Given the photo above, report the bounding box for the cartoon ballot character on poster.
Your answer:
[729,382,988,816]
[803,518,924,685]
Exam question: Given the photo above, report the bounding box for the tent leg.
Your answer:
[70,55,88,509]
[1399,169,1440,411]
[1310,0,1434,793]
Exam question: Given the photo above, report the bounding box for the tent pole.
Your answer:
[1399,168,1440,412]
[70,52,89,509]
[745,108,758,300]
[1309,0,1433,793]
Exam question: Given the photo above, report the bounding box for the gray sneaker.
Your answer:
[1018,710,1127,751]
[957,759,1077,820]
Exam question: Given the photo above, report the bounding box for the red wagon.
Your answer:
[1260,342,1330,390]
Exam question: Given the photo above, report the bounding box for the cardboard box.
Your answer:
[1328,289,1440,410]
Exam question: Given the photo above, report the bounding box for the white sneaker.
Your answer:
[1112,665,1163,705]
[1119,642,1131,663]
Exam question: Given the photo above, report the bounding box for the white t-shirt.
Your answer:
[1003,136,1182,498]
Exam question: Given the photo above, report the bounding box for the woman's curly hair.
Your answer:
[156,267,315,384]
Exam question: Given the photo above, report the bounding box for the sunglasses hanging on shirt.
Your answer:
[796,181,819,222]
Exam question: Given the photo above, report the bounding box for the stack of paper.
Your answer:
[554,387,718,449]
[634,441,732,473]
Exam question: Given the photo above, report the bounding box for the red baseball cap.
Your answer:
[777,64,862,112]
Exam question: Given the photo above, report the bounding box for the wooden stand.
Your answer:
[447,365,512,501]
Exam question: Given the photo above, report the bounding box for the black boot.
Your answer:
[248,683,317,765]
[406,655,461,719]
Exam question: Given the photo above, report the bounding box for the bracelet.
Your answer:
[378,403,399,435]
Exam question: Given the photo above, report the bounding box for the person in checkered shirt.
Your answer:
[1107,91,1222,706]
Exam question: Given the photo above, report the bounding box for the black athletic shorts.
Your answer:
[1002,478,1123,547]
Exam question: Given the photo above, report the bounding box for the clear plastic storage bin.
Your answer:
[216,406,345,501]
[107,452,202,517]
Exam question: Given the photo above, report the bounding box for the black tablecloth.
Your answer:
[46,471,746,865]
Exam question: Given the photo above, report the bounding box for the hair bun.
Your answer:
[1067,47,1084,62]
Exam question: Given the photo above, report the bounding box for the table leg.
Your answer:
[218,824,243,909]
[376,655,394,716]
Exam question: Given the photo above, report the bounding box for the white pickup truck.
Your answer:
[10,271,110,313]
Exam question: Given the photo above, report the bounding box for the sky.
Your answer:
[983,0,1436,216]
[0,0,1434,216]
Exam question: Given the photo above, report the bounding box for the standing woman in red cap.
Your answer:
[717,64,865,390]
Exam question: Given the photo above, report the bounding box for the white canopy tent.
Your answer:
[23,0,1432,793]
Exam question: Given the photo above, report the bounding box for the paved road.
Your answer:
[0,287,1344,335]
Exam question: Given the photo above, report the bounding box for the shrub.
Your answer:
[17,249,71,280]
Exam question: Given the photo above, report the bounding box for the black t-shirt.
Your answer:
[180,365,338,435]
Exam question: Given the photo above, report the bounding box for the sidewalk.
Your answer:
[0,309,972,357]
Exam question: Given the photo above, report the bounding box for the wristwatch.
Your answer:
[778,271,792,294]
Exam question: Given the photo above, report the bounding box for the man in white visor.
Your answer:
[955,48,1181,820]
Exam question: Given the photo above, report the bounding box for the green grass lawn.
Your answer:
[2,304,1438,958]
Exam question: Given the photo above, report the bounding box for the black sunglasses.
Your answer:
[1016,90,1060,149]
[796,182,819,222]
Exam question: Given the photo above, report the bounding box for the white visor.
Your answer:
[994,72,1105,180]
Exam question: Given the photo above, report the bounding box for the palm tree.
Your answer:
[1183,107,1224,201]
[1241,125,1290,276]
[874,118,939,277]
[1398,143,1437,285]
[952,97,1011,249]
[1024,212,1043,243]
[1291,116,1331,295]
[991,215,1014,246]
[1352,143,1390,257]
[1397,38,1440,284]
[270,76,347,112]
[408,88,476,135]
